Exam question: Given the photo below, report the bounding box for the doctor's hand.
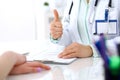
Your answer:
[58,42,93,58]
[50,9,63,39]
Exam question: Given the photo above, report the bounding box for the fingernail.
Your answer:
[37,68,42,72]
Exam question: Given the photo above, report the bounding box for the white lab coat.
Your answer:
[52,0,120,57]
[90,0,120,39]
[58,0,82,46]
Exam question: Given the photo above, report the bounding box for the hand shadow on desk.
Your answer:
[68,58,94,71]
[51,66,65,80]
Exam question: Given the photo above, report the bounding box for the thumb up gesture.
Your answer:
[50,9,63,39]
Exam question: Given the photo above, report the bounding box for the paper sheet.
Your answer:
[27,43,77,64]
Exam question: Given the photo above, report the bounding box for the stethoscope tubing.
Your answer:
[94,0,112,8]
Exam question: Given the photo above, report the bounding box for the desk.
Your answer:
[0,40,104,80]
[6,58,104,80]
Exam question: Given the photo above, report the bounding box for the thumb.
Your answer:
[53,9,59,21]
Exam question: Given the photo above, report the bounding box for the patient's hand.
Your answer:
[9,53,50,75]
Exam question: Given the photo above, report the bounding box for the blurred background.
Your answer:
[0,0,67,42]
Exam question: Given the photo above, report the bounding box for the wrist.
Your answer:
[4,51,18,63]
[50,34,58,40]
[86,46,93,57]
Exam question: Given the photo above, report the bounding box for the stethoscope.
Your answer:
[94,0,112,7]
[89,0,112,24]
[65,0,112,24]
[63,1,73,24]
[93,0,114,35]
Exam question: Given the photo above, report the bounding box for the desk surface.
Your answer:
[0,40,104,80]
[7,57,104,80]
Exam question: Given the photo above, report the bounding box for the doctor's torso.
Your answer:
[59,0,120,46]
[87,0,120,39]
[70,0,119,41]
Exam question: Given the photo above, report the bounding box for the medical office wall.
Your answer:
[0,0,66,42]
[0,0,36,42]
[36,0,67,40]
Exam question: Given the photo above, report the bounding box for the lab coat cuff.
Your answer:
[90,44,100,58]
[50,36,60,44]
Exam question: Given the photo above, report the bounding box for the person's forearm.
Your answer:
[0,51,17,80]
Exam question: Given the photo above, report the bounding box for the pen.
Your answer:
[100,34,110,66]
[23,52,29,56]
[94,34,110,67]
[116,43,120,56]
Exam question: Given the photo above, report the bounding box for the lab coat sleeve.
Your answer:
[90,44,100,57]
[88,29,100,57]
[57,28,72,46]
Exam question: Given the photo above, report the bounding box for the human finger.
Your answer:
[50,26,62,32]
[50,27,63,39]
[50,22,61,39]
[58,48,75,58]
[10,66,42,75]
[10,62,50,75]
[26,62,51,70]
[53,9,60,21]
[61,52,77,59]
[55,22,62,28]
[15,54,26,66]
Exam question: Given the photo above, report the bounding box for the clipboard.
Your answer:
[34,58,77,65]
[27,44,77,65]
[31,52,77,65]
